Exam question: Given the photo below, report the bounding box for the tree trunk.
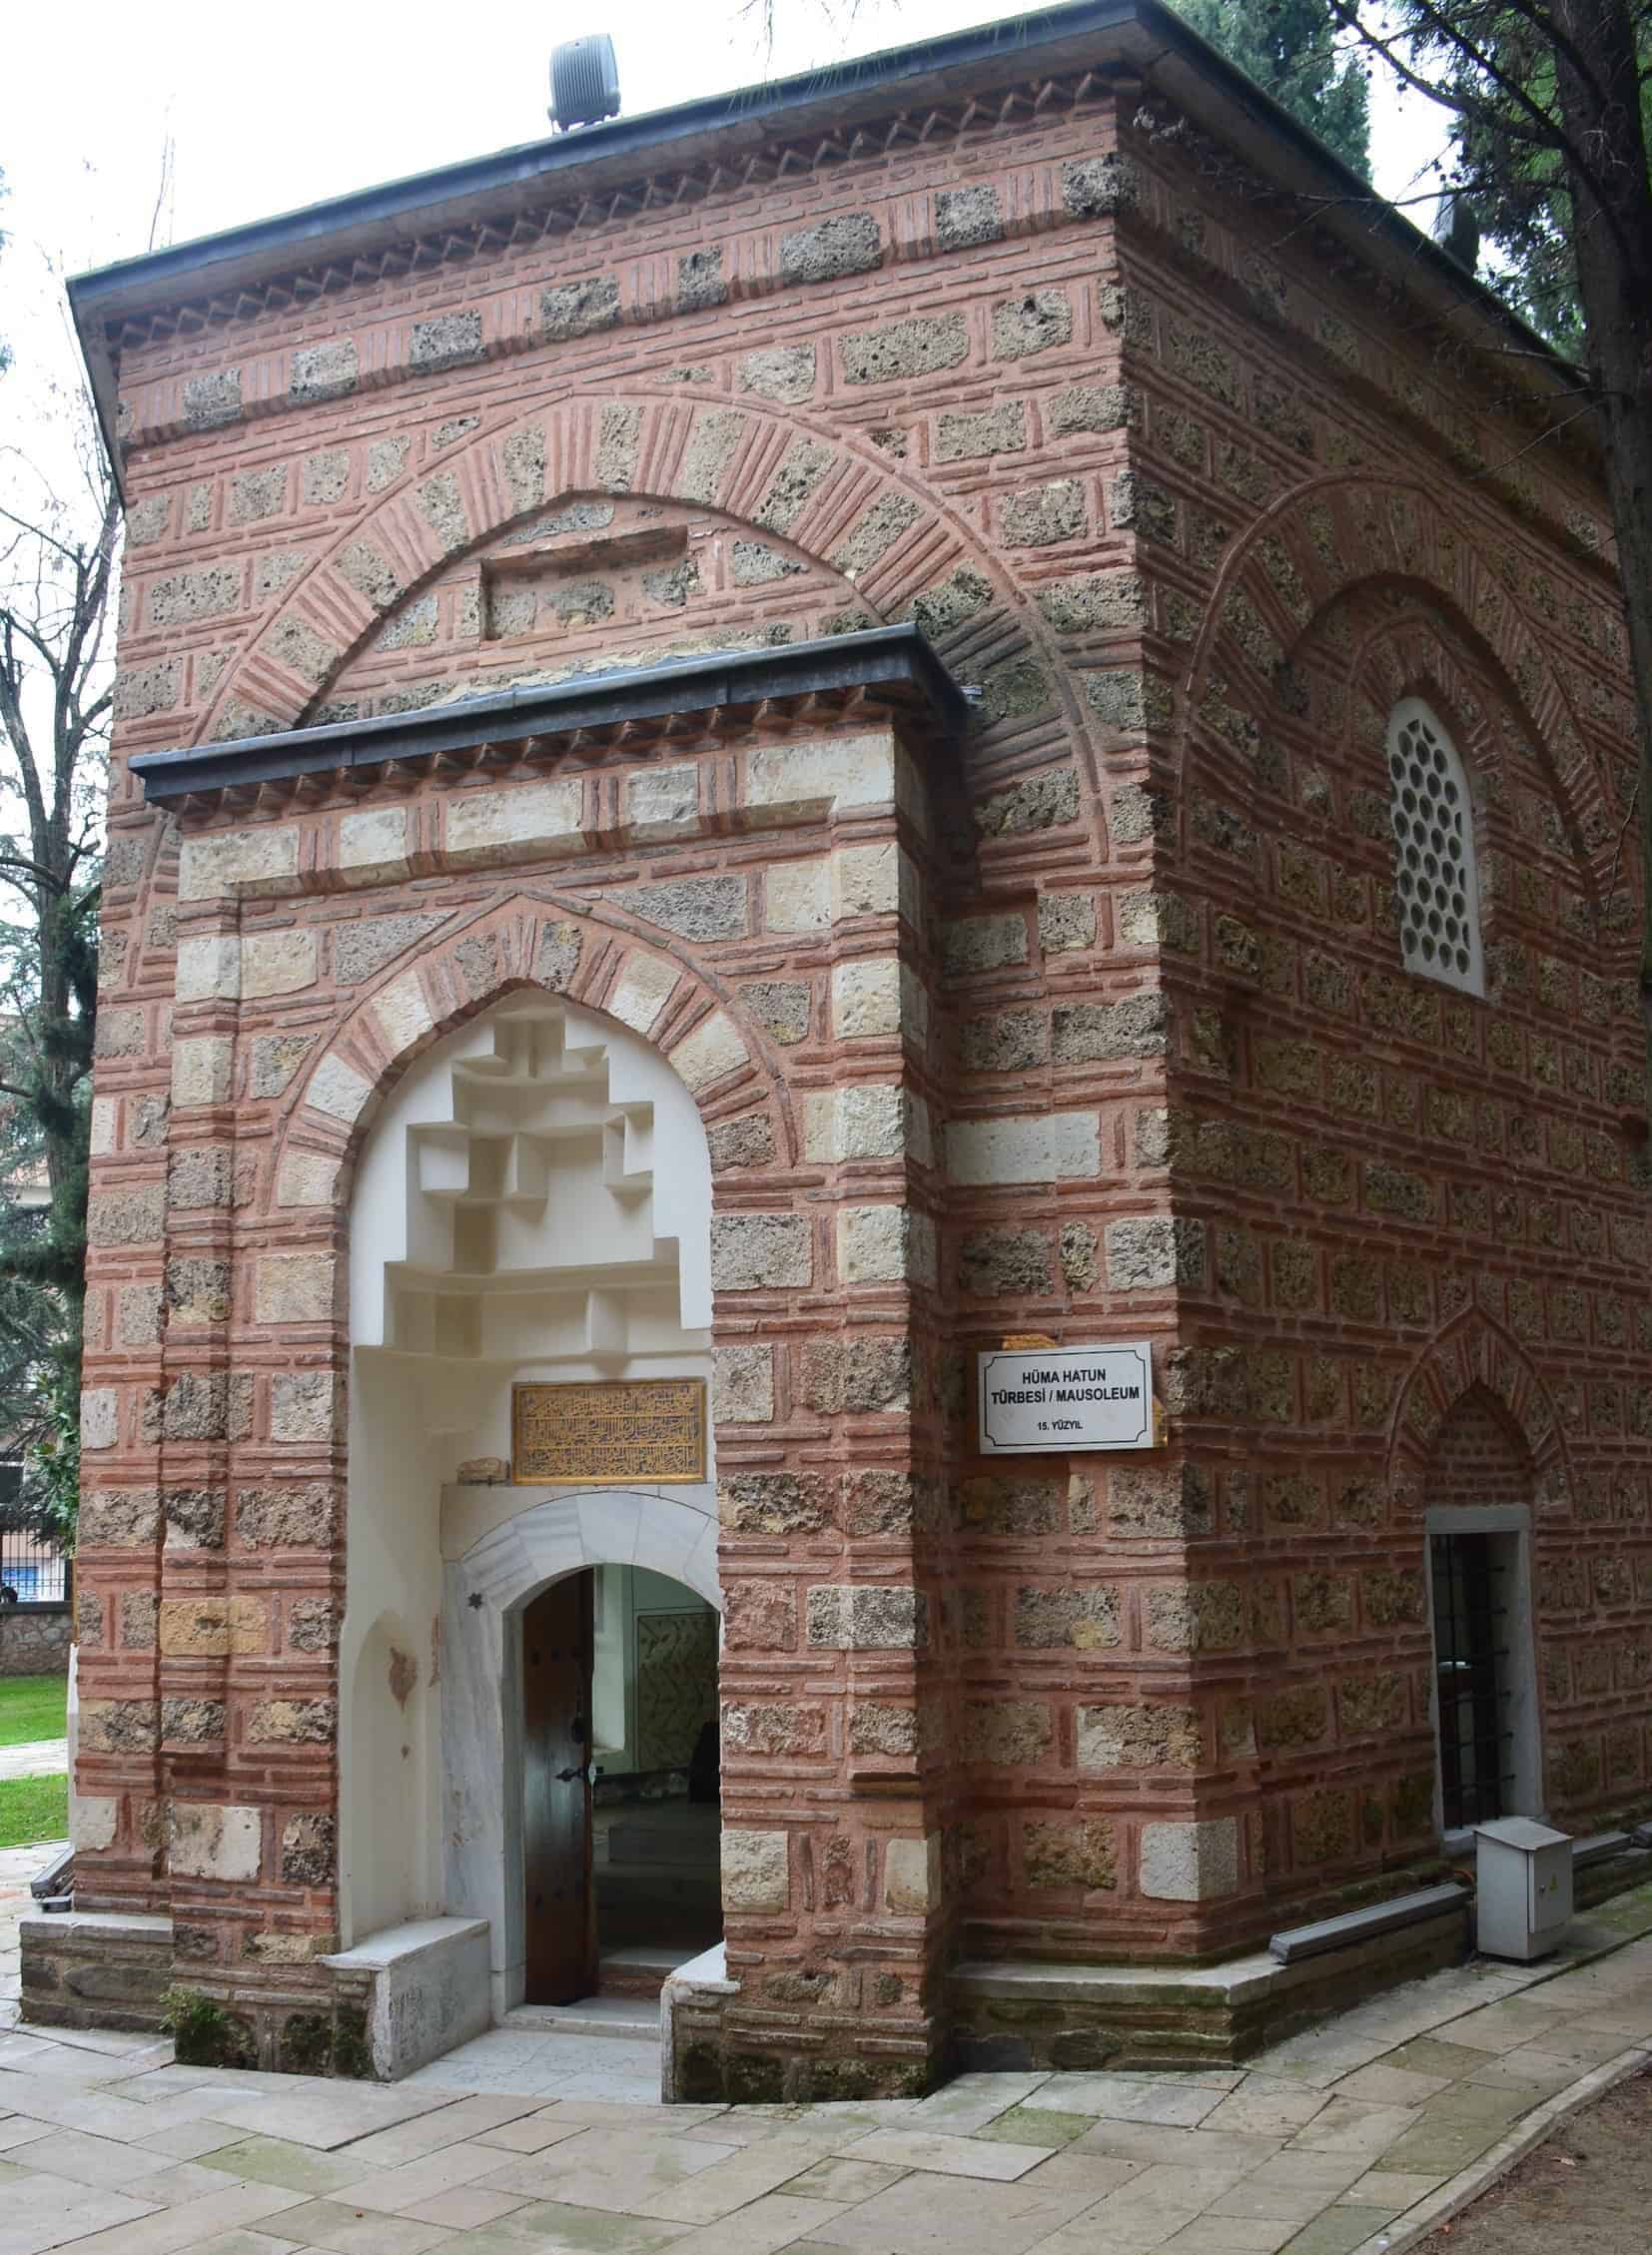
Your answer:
[1549,0,1652,1103]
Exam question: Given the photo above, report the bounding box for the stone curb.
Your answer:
[1347,2039,1652,2255]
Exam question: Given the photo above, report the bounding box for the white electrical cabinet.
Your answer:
[1473,1817,1572,1961]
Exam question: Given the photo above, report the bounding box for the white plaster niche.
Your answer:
[342,995,718,2043]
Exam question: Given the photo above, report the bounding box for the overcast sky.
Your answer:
[3,0,1449,494]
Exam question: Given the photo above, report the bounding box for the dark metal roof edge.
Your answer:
[72,0,1581,507]
[71,1,1142,317]
[71,0,1569,381]
[128,623,966,805]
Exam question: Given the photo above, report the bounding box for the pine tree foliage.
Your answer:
[1424,6,1651,352]
[1171,0,1373,176]
[1323,0,1652,1090]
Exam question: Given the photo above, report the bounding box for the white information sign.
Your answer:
[978,1341,1157,1455]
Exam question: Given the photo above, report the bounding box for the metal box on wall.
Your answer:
[1473,1817,1572,1960]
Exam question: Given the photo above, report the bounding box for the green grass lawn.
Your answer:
[0,1772,68,1849]
[0,1673,68,1748]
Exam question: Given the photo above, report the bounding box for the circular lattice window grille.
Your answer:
[1386,697,1484,997]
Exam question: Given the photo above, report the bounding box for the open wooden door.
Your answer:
[522,1571,596,2004]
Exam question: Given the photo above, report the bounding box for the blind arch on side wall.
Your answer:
[1386,696,1484,997]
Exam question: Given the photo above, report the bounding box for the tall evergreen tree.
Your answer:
[1324,0,1652,1089]
[1172,0,1373,176]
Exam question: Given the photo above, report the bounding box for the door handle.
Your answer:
[556,1762,593,1784]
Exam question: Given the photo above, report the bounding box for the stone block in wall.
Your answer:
[170,1803,262,1881]
[883,1836,941,1914]
[718,1472,832,1536]
[933,406,1028,474]
[946,1112,1100,1186]
[713,1345,775,1424]
[176,935,242,1002]
[339,807,412,883]
[291,340,358,403]
[965,1699,1052,1766]
[1147,1581,1244,1652]
[629,875,747,940]
[992,291,1072,359]
[710,1214,811,1291]
[838,1205,933,1286]
[271,1373,345,1444]
[1140,1819,1239,1901]
[841,313,968,384]
[670,1013,749,1093]
[721,1828,789,1911]
[824,960,901,1046]
[151,1372,253,1445]
[540,277,619,340]
[172,1039,234,1110]
[158,1596,265,1658]
[80,1389,118,1452]
[87,1184,165,1247]
[1023,1819,1117,1891]
[802,1337,912,1414]
[1015,1585,1121,1650]
[242,931,318,998]
[738,345,816,403]
[247,1698,337,1746]
[960,1008,1048,1074]
[935,182,1003,249]
[956,1475,1062,1537]
[1077,1703,1201,1771]
[744,730,898,818]
[445,779,582,866]
[1106,1216,1205,1289]
[723,1584,797,1652]
[254,1255,336,1325]
[162,1479,225,1551]
[178,826,299,901]
[802,1085,919,1163]
[942,912,1027,976]
[806,1585,926,1650]
[959,1227,1052,1297]
[80,1488,162,1548]
[81,1700,159,1754]
[410,311,483,374]
[183,369,242,428]
[306,1056,373,1127]
[277,1150,343,1208]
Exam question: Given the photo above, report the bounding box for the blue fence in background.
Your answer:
[0,1479,70,1608]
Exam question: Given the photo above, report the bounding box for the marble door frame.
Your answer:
[440,1485,721,2018]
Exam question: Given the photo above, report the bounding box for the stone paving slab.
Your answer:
[0,1741,67,1784]
[0,1880,1650,2255]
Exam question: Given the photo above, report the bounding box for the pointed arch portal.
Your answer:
[341,994,721,2021]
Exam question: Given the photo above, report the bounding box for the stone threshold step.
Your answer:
[505,1994,660,2039]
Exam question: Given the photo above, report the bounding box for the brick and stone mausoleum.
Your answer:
[29,0,1652,2096]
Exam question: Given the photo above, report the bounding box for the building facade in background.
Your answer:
[30,0,1652,2095]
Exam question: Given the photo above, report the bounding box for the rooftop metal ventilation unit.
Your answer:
[1430,188,1480,274]
[548,35,621,132]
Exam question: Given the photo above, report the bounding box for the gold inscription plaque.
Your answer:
[511,1378,707,1485]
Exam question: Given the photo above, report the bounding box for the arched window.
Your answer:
[1386,697,1484,997]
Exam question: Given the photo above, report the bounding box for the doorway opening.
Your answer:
[521,1563,720,2005]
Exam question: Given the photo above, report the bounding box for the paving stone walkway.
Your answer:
[0,1877,1650,2255]
[0,1740,68,1784]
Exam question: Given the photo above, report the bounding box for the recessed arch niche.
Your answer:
[341,992,718,2005]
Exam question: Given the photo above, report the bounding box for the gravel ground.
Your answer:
[1412,2067,1652,2255]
